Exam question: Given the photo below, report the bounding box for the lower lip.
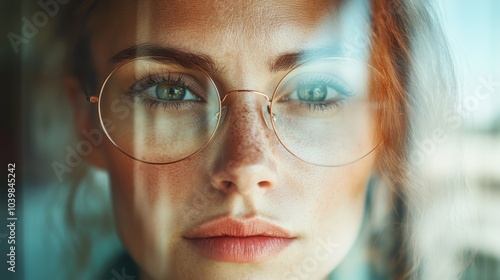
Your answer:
[186,236,294,262]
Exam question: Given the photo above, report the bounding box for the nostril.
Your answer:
[258,181,272,188]
[222,181,233,189]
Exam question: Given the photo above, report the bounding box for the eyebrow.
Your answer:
[110,44,342,74]
[110,44,222,74]
[269,47,343,72]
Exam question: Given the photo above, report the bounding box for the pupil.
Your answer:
[156,84,186,100]
[298,84,327,102]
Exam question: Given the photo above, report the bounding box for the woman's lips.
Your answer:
[184,217,296,262]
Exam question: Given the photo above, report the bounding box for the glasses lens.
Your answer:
[98,58,220,163]
[270,58,382,166]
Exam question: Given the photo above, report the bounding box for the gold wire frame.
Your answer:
[87,56,383,166]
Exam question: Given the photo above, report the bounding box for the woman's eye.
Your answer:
[297,84,328,102]
[280,72,353,106]
[145,83,201,102]
[289,82,346,103]
[155,84,187,100]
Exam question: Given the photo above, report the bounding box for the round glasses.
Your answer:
[88,57,384,166]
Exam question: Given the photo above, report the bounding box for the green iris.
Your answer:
[156,84,186,100]
[297,84,327,102]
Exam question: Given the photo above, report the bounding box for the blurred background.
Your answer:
[1,0,499,279]
[436,0,500,278]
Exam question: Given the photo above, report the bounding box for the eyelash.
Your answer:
[298,76,351,95]
[289,76,353,111]
[125,71,353,112]
[127,71,202,110]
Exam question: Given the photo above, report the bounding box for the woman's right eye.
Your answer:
[155,84,186,100]
[145,83,202,102]
[127,72,205,108]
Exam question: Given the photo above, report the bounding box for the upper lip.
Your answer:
[184,217,294,239]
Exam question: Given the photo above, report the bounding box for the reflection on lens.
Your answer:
[98,57,382,166]
[98,57,220,164]
[270,58,382,166]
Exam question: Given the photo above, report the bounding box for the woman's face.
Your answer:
[84,0,376,279]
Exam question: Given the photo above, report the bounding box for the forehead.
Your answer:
[90,0,370,76]
[100,0,340,33]
[136,0,336,29]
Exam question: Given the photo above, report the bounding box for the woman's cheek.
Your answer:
[105,160,197,275]
[309,159,373,262]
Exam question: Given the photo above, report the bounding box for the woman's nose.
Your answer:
[209,92,278,195]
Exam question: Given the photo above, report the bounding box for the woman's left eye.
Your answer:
[296,84,329,102]
[287,81,347,103]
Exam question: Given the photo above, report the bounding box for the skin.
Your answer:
[69,0,377,279]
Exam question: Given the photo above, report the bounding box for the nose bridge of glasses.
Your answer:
[220,89,270,103]
[218,90,273,130]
